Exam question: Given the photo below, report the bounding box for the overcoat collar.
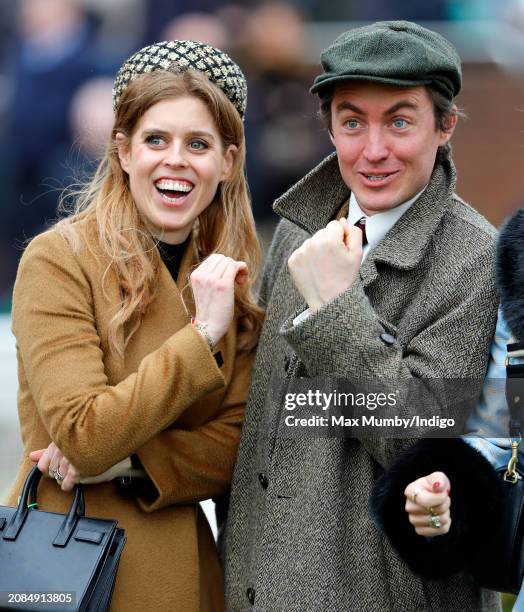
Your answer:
[274,152,457,286]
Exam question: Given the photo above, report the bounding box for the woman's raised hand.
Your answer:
[190,254,248,347]
[404,471,451,536]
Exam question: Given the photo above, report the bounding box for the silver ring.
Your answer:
[429,515,441,529]
[54,468,64,483]
[412,488,421,504]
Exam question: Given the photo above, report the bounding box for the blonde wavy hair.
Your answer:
[57,69,264,356]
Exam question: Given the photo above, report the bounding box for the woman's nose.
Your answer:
[163,144,189,168]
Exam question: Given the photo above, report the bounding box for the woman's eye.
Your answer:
[392,119,408,129]
[189,140,207,151]
[345,119,360,129]
[146,135,165,146]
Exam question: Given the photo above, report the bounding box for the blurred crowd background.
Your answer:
[0,3,523,607]
[1,0,524,308]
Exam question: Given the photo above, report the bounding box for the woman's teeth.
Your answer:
[155,179,193,202]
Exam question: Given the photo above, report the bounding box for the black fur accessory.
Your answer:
[497,208,524,343]
[370,438,503,579]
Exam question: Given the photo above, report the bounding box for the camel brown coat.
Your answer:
[5,219,253,611]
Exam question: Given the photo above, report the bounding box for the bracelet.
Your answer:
[191,317,215,351]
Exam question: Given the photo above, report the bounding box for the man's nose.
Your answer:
[362,127,389,163]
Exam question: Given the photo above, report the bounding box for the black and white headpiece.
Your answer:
[112,40,247,118]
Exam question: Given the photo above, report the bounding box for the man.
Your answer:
[223,21,500,612]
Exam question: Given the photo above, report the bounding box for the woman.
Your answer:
[6,40,263,611]
[371,210,524,609]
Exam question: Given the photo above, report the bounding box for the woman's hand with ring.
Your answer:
[404,471,451,536]
[29,442,81,492]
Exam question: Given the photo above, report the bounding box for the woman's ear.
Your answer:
[220,144,238,181]
[115,132,130,174]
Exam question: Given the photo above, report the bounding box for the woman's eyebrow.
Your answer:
[187,129,216,141]
[141,128,216,141]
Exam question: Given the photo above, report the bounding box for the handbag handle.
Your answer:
[3,465,86,546]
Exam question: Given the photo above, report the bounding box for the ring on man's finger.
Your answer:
[54,468,64,484]
[411,488,421,504]
[429,515,441,529]
[428,506,438,516]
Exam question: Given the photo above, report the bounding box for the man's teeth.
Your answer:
[155,179,193,192]
[366,174,390,181]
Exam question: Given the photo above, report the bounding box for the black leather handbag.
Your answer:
[0,466,126,611]
[470,341,524,594]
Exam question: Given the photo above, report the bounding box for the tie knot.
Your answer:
[354,217,368,246]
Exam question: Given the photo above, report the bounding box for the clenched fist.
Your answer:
[190,253,247,347]
[288,219,363,311]
[405,471,451,536]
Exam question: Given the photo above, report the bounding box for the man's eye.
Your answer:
[189,140,207,150]
[146,135,165,146]
[392,119,408,129]
[345,119,360,129]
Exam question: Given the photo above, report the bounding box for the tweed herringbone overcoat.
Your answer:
[6,219,253,611]
[223,154,501,612]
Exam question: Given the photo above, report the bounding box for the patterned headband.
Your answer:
[112,40,247,118]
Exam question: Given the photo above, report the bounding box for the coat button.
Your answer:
[246,587,256,605]
[380,333,396,346]
[258,472,268,489]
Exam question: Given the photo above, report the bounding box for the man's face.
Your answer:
[330,82,456,215]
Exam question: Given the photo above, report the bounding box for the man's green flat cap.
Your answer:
[311,20,462,101]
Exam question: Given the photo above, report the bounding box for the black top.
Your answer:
[157,237,191,283]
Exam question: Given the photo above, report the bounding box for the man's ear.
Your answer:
[438,105,458,146]
[220,144,238,181]
[115,132,130,174]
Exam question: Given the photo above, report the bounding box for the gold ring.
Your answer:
[428,506,438,516]
[429,515,441,529]
[412,488,421,504]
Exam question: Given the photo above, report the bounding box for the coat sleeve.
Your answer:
[279,245,498,469]
[369,437,504,579]
[134,349,254,511]
[12,231,226,475]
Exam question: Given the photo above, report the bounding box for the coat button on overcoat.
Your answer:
[380,333,396,346]
[258,472,268,489]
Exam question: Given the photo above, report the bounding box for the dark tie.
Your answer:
[354,217,368,246]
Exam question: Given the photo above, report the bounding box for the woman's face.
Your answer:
[116,95,236,244]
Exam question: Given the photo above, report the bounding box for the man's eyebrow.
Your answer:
[334,100,419,116]
[335,101,363,115]
[384,101,419,115]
